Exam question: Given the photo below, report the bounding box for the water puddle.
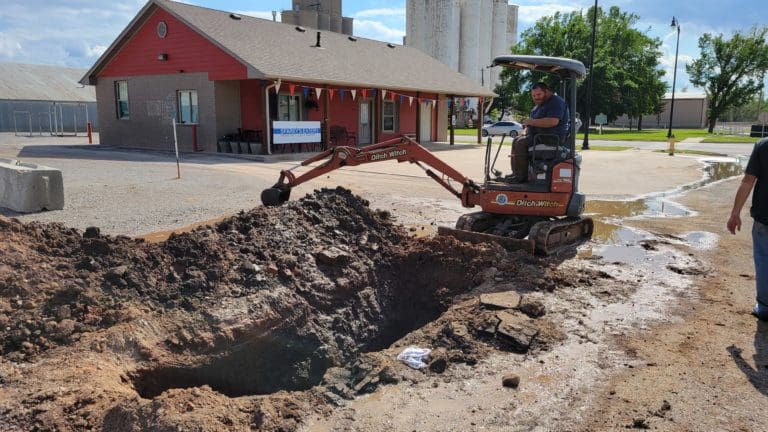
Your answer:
[583,157,745,261]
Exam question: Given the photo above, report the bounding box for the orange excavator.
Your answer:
[261,55,593,255]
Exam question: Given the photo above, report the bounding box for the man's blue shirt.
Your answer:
[530,94,569,138]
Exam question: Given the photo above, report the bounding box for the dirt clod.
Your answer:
[502,373,520,388]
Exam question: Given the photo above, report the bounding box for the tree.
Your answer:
[496,6,666,127]
[687,26,768,132]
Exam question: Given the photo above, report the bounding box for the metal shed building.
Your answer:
[0,62,97,135]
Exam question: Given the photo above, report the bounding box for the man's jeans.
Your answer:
[754,220,768,317]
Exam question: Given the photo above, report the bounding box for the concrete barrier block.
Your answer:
[0,158,64,213]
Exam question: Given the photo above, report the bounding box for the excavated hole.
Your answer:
[130,331,329,398]
[129,244,476,399]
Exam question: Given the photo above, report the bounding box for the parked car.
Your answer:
[481,120,523,137]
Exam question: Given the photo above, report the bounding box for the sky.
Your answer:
[0,0,765,93]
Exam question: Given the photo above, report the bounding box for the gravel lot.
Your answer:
[0,133,277,237]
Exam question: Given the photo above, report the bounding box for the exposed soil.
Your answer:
[0,187,628,431]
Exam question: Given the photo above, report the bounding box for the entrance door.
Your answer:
[359,100,372,145]
[419,102,432,142]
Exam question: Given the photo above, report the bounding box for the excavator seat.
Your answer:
[528,133,568,161]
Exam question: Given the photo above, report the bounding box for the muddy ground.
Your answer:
[0,161,762,431]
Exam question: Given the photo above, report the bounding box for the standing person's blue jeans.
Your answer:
[753,220,768,319]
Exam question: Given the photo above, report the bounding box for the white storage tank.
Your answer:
[490,0,509,89]
[428,0,461,70]
[507,4,519,50]
[459,0,481,83]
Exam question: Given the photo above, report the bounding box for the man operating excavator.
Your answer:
[510,82,570,182]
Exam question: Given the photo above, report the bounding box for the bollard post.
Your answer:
[668,137,675,156]
[192,124,199,152]
[87,122,93,144]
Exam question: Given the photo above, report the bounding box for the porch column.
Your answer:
[449,94,455,146]
[323,84,330,150]
[477,96,483,144]
[416,91,421,143]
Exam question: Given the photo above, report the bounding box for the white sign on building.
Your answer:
[272,121,322,144]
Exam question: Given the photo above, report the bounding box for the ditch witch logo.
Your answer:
[495,194,562,208]
[368,149,408,162]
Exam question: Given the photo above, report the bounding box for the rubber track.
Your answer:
[529,217,594,256]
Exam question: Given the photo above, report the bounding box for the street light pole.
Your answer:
[667,17,681,138]
[582,0,598,150]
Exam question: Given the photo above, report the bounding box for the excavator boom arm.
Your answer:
[263,136,478,206]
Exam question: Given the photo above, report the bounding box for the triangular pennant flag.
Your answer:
[371,89,377,98]
[409,96,413,106]
[340,89,346,102]
[329,89,335,101]
[289,84,296,96]
[382,90,387,99]
[302,86,310,99]
[361,89,367,99]
[390,91,396,101]
[400,95,405,104]
[275,81,281,94]
[315,87,322,99]
[351,89,357,100]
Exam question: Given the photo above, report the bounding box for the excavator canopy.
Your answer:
[492,55,586,79]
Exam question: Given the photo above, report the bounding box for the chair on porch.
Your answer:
[329,125,357,148]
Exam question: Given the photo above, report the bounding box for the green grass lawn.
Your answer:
[448,127,759,143]
[574,128,757,143]
[579,145,631,151]
[450,128,481,136]
[652,149,728,156]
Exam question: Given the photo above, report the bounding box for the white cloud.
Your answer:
[517,3,580,25]
[0,32,23,58]
[0,0,143,67]
[86,45,107,58]
[354,19,405,44]
[354,8,405,19]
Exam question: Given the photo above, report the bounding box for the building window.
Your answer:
[278,94,302,121]
[382,100,398,133]
[177,90,198,124]
[115,81,129,119]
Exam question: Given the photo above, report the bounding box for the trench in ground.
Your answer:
[129,245,473,399]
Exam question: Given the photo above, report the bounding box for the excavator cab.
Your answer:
[485,55,585,198]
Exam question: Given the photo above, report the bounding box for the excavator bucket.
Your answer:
[261,186,291,207]
[437,226,535,254]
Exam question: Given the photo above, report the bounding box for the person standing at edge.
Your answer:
[510,82,570,182]
[728,137,768,320]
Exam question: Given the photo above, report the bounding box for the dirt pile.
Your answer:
[2,187,569,431]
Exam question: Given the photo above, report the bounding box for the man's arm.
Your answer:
[523,117,559,128]
[727,174,757,234]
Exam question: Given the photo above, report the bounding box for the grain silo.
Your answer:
[459,1,481,84]
[406,0,518,90]
[281,0,353,36]
[490,0,509,89]
[507,4,519,49]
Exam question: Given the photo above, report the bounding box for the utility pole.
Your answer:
[582,0,598,150]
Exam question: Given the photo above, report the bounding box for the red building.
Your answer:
[81,0,494,154]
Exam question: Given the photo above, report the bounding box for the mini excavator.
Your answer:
[261,55,593,255]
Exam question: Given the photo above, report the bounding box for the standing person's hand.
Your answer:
[727,213,742,234]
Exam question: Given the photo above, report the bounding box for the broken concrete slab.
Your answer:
[0,158,64,213]
[519,296,546,318]
[480,291,521,309]
[495,311,538,352]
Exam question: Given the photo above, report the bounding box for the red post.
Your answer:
[87,122,93,144]
[192,124,199,151]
